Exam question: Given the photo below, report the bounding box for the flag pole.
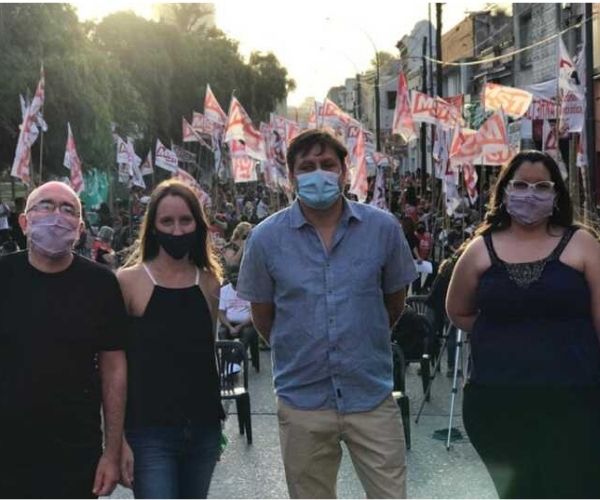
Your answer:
[38,118,44,186]
[38,60,44,187]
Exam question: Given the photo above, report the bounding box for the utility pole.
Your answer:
[436,3,443,98]
[428,4,434,95]
[374,52,381,151]
[433,2,443,226]
[584,2,596,208]
[356,73,362,121]
[421,36,428,196]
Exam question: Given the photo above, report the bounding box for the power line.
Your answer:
[424,10,598,67]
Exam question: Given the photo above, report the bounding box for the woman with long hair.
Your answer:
[117,180,224,499]
[446,151,600,498]
[221,221,252,269]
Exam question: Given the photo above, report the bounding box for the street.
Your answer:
[109,350,497,499]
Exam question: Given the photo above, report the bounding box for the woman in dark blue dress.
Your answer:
[447,151,600,498]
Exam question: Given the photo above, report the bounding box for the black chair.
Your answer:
[392,342,411,450]
[218,324,260,373]
[406,294,442,371]
[215,340,252,444]
[392,305,437,401]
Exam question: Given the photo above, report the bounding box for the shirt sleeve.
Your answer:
[236,231,274,303]
[98,272,128,351]
[382,220,418,294]
[218,286,227,312]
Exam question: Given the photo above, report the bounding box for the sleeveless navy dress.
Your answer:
[471,227,600,386]
[462,227,600,499]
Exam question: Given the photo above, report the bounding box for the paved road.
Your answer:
[110,350,497,499]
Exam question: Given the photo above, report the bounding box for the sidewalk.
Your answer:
[110,350,497,499]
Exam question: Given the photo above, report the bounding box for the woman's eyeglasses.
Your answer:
[506,180,555,194]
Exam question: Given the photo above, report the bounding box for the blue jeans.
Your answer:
[126,422,221,499]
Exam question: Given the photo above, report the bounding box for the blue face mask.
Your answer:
[296,170,341,210]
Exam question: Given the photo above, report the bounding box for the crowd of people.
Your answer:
[1,128,600,499]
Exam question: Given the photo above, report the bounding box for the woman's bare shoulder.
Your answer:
[116,264,146,286]
[201,268,221,286]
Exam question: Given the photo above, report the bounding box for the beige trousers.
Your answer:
[277,394,406,499]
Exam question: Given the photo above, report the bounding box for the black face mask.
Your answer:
[155,230,197,260]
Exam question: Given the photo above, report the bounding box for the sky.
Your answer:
[72,0,492,107]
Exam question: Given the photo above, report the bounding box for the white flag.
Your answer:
[155,139,179,172]
[557,36,585,133]
[369,166,387,210]
[140,150,153,176]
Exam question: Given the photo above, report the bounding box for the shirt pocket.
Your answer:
[351,257,383,295]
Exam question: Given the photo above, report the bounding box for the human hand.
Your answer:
[119,439,134,489]
[93,453,120,497]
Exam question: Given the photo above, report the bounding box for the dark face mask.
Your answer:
[155,230,197,260]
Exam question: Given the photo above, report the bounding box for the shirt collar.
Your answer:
[289,198,362,229]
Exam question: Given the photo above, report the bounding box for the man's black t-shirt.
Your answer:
[0,251,126,445]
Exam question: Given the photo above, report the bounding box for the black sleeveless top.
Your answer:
[470,227,600,386]
[125,265,224,428]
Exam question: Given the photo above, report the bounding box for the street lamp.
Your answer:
[324,17,381,151]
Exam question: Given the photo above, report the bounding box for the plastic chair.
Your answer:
[392,342,411,450]
[215,340,252,444]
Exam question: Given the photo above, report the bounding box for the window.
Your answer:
[387,91,397,110]
[519,11,533,68]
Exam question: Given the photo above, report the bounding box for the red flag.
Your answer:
[172,168,211,206]
[462,163,478,204]
[449,124,479,165]
[451,110,510,166]
[182,116,212,150]
[476,109,509,154]
[11,140,32,185]
[230,139,257,183]
[192,111,214,135]
[224,97,266,160]
[483,83,533,119]
[182,117,200,142]
[204,84,227,126]
[29,66,45,118]
[411,91,464,129]
[392,72,416,142]
[63,123,85,194]
[320,98,352,140]
[542,120,568,178]
[11,68,45,185]
[349,128,368,202]
[285,120,302,148]
[445,94,464,112]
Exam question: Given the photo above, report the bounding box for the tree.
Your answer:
[0,5,294,183]
[156,3,215,33]
[370,51,396,72]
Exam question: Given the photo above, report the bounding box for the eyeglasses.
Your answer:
[27,199,80,217]
[506,180,555,194]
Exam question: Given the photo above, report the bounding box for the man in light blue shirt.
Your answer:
[237,129,417,499]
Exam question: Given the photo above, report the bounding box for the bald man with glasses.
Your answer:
[0,182,127,498]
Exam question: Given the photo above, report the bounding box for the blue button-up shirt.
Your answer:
[237,199,417,413]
